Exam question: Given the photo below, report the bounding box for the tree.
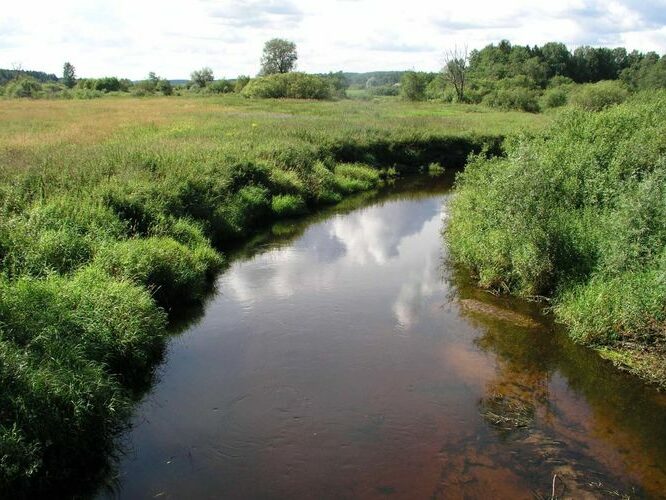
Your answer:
[443,47,468,102]
[540,42,570,78]
[260,38,297,75]
[63,62,76,88]
[190,67,214,88]
[365,76,378,88]
[155,79,173,96]
[400,71,430,101]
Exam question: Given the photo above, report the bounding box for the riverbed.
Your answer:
[104,176,666,499]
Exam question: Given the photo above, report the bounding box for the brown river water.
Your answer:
[101,176,666,499]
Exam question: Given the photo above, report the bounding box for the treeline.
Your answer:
[398,40,666,112]
[0,69,58,86]
[0,70,348,101]
[3,40,664,107]
[343,71,403,87]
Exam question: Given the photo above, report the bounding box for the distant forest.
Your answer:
[0,69,58,85]
[2,40,664,108]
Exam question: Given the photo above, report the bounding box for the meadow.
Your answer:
[0,95,547,495]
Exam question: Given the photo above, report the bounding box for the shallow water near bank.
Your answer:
[102,176,666,499]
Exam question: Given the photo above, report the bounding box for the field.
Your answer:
[0,95,547,495]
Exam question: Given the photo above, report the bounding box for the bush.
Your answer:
[448,92,666,348]
[76,77,122,93]
[3,78,42,98]
[483,87,540,112]
[208,80,234,94]
[424,75,448,101]
[41,83,66,98]
[155,79,173,96]
[94,77,121,93]
[72,88,103,99]
[540,86,569,109]
[234,75,251,93]
[400,72,431,101]
[241,73,332,99]
[569,80,629,111]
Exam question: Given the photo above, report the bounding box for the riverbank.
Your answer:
[0,96,546,496]
[448,90,666,390]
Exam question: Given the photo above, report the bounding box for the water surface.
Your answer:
[106,177,666,499]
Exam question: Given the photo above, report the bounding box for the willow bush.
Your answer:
[448,91,666,353]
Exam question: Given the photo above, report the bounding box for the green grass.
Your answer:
[448,90,666,386]
[0,94,546,495]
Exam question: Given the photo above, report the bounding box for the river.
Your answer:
[103,176,666,499]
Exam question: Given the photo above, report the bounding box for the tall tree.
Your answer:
[443,47,468,102]
[190,67,214,88]
[62,62,76,88]
[260,38,297,75]
[540,42,571,78]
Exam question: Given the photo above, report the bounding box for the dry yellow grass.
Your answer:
[0,97,232,148]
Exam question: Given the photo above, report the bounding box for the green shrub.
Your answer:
[234,75,251,93]
[241,75,286,98]
[93,77,121,93]
[3,78,42,99]
[208,80,234,94]
[540,86,569,109]
[483,87,540,112]
[424,75,448,101]
[448,92,666,347]
[155,79,173,96]
[400,72,431,101]
[41,83,66,98]
[72,88,103,99]
[241,73,332,99]
[569,80,629,111]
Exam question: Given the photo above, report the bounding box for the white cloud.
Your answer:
[1,0,664,79]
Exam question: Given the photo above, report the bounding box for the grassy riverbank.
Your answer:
[0,95,546,495]
[448,90,666,388]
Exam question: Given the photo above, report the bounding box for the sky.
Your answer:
[1,0,665,80]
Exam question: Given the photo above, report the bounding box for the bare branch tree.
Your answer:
[442,46,468,102]
[11,62,23,80]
